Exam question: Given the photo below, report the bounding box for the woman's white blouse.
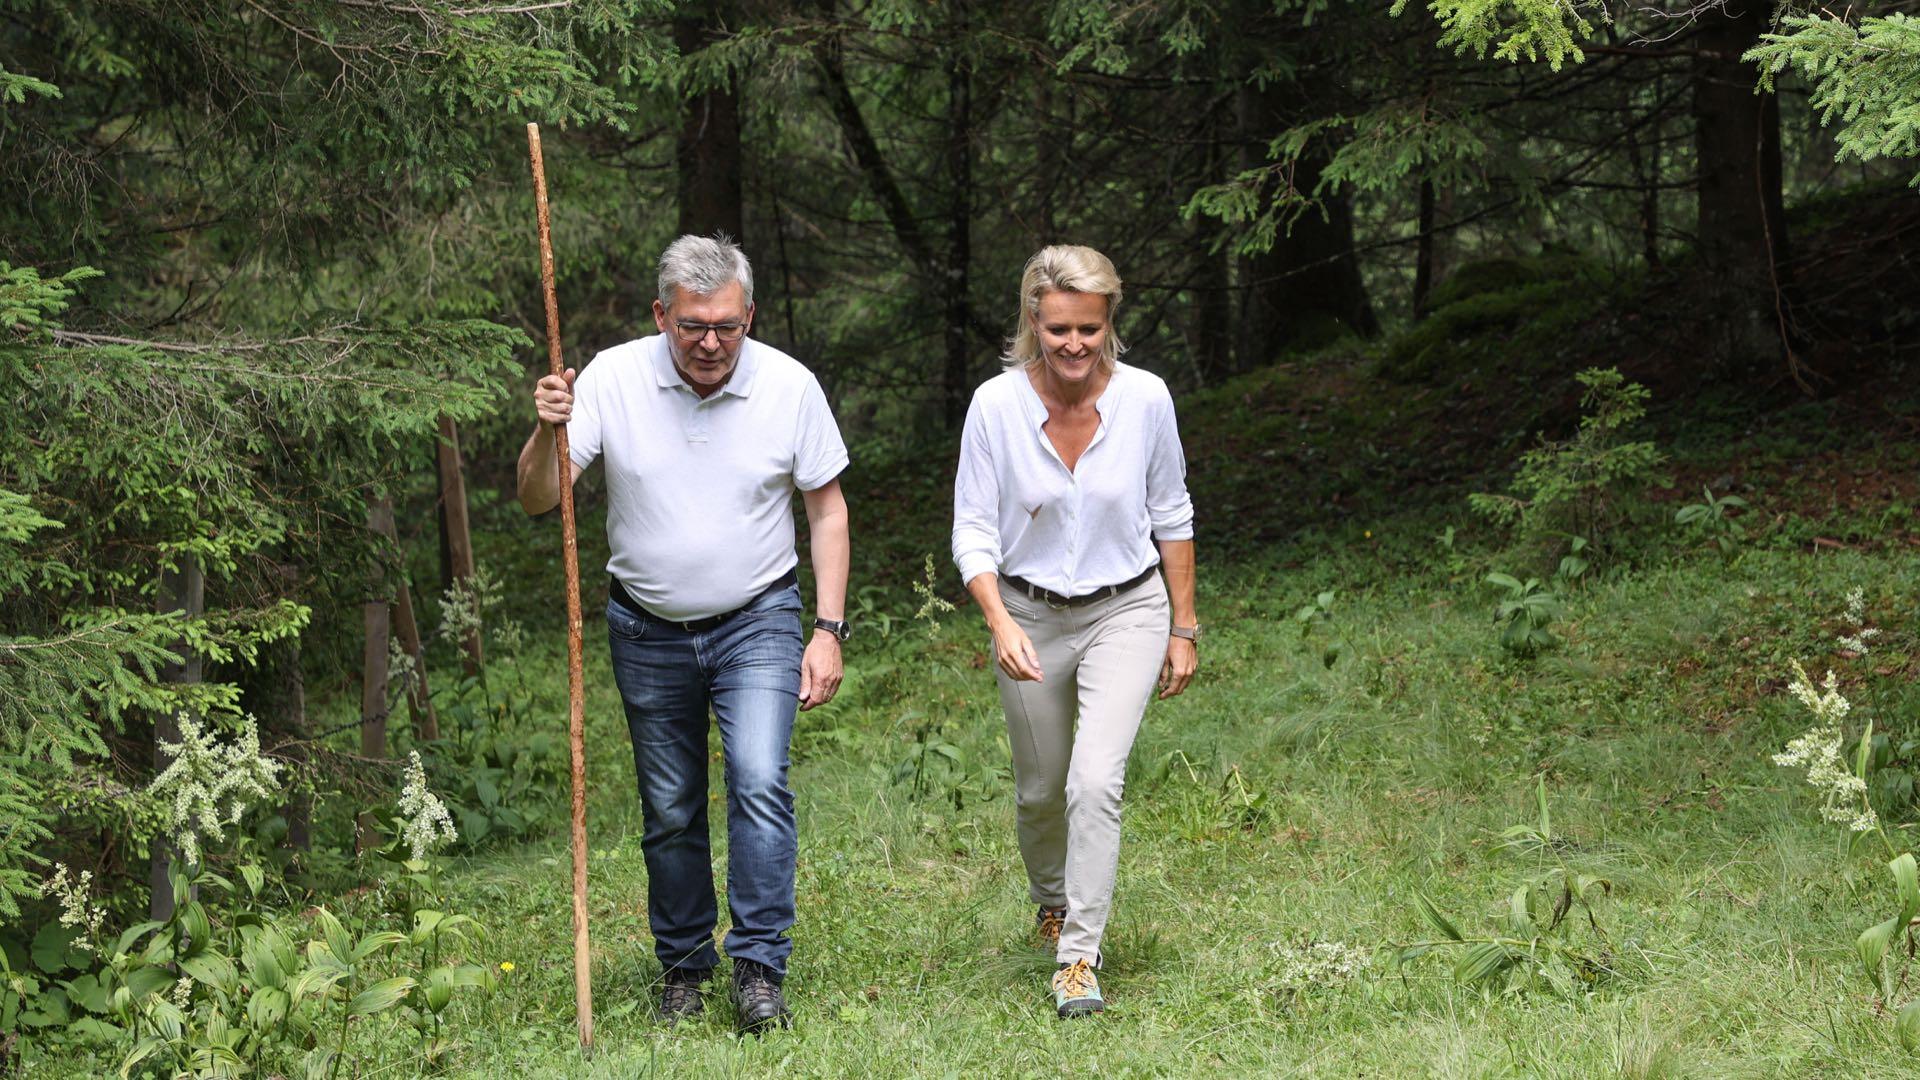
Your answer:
[952,362,1194,594]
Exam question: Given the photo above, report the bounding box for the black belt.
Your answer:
[1002,565,1157,609]
[609,568,798,633]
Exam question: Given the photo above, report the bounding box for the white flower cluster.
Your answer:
[387,636,420,700]
[397,751,458,861]
[1773,662,1877,833]
[493,616,525,654]
[1838,587,1881,655]
[1271,939,1371,988]
[38,864,105,952]
[912,554,957,634]
[148,715,283,864]
[438,569,500,647]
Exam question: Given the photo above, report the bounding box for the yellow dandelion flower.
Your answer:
[500,961,515,973]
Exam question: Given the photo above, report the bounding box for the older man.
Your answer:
[518,235,850,1032]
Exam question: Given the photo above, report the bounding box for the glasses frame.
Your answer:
[671,320,748,343]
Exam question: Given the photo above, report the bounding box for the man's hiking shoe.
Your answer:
[731,959,791,1033]
[1052,958,1105,1018]
[658,966,711,1023]
[1035,906,1067,949]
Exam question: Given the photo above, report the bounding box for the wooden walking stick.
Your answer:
[526,121,594,1053]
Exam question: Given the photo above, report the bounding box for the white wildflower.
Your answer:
[1272,939,1371,988]
[38,864,105,951]
[397,751,458,861]
[1773,662,1877,833]
[170,976,194,1010]
[912,554,957,634]
[147,715,282,865]
[439,569,500,647]
[388,636,420,701]
[1837,588,1882,655]
[492,617,525,654]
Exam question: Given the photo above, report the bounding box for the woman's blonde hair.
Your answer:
[1003,245,1126,372]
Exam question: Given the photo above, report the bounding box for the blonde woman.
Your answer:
[951,245,1199,1017]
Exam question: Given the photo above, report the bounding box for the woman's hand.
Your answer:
[1158,636,1196,699]
[991,619,1044,682]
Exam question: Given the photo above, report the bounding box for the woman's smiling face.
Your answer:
[1032,289,1109,384]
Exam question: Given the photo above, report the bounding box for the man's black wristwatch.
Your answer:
[813,617,852,643]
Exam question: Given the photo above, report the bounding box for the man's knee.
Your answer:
[639,779,706,838]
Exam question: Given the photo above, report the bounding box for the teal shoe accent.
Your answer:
[1052,959,1105,1018]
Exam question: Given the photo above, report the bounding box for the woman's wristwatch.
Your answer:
[1170,624,1202,642]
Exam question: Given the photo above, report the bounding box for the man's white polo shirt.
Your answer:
[566,334,848,622]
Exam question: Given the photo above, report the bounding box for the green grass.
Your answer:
[367,534,1920,1078]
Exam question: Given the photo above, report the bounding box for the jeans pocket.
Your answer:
[606,601,648,641]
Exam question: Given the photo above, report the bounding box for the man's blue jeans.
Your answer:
[605,581,803,979]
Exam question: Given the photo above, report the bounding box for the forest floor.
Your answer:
[399,234,1920,1075]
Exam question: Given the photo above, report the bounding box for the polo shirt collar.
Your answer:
[649,335,759,399]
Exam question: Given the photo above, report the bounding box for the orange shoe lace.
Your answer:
[1037,907,1066,945]
[1053,958,1097,998]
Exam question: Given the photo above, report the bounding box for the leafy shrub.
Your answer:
[1486,573,1563,656]
[1399,778,1619,996]
[1469,367,1665,559]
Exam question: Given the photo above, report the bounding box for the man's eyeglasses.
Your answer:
[672,321,748,343]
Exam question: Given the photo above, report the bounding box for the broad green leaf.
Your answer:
[123,964,173,1001]
[119,1035,169,1079]
[313,908,351,964]
[1893,853,1920,925]
[1453,941,1513,985]
[1415,892,1464,941]
[180,902,212,957]
[1507,886,1537,938]
[348,976,417,1017]
[1857,916,1899,989]
[410,909,447,946]
[179,951,237,994]
[248,986,290,1030]
[351,931,408,963]
[1899,998,1920,1051]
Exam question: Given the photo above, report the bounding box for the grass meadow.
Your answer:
[406,533,1918,1078]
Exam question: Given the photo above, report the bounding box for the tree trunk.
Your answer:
[149,556,204,921]
[280,638,312,854]
[675,1,745,243]
[1235,79,1378,368]
[357,500,394,853]
[942,3,975,433]
[1692,0,1792,367]
[374,505,438,742]
[1413,177,1437,319]
[435,415,482,673]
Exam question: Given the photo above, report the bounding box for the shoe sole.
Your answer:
[737,1012,793,1035]
[1057,1001,1105,1019]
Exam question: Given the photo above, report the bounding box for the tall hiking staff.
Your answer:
[526,121,594,1053]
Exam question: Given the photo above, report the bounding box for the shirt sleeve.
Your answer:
[792,373,850,492]
[566,354,605,472]
[951,390,1003,586]
[1145,384,1195,541]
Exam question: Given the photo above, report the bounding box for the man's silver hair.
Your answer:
[657,234,754,309]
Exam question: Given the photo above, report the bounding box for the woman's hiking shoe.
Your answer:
[731,959,792,1033]
[658,966,711,1023]
[1035,906,1067,948]
[1051,959,1105,1018]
